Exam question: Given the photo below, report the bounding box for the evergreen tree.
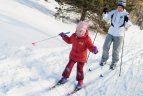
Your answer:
[55,0,106,21]
[55,0,138,32]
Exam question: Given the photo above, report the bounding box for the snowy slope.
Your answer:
[0,0,143,96]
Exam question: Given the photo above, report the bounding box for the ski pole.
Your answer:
[100,66,103,77]
[87,31,98,71]
[119,27,126,76]
[32,32,70,46]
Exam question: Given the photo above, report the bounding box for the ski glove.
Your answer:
[124,15,129,22]
[59,32,67,38]
[93,46,98,54]
[103,7,108,14]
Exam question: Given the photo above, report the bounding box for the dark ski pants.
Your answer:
[62,59,84,81]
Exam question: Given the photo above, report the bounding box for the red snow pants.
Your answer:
[62,59,85,81]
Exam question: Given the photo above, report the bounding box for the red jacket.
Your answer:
[62,31,95,63]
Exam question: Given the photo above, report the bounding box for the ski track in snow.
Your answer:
[0,0,143,96]
[0,45,140,96]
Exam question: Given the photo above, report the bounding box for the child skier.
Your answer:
[58,21,98,90]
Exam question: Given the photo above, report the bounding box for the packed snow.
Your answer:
[0,0,143,96]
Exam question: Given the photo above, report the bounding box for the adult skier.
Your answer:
[100,0,132,70]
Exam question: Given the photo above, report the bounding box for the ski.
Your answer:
[67,85,86,96]
[67,88,81,96]
[99,69,112,77]
[48,82,63,90]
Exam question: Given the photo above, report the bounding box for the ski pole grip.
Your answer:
[64,32,70,34]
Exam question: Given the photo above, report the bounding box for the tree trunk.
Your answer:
[80,8,87,21]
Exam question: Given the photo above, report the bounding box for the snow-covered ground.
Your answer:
[0,0,143,96]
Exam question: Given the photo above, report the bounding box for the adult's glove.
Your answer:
[103,7,108,14]
[124,15,129,22]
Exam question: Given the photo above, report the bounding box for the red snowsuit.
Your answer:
[62,31,97,81]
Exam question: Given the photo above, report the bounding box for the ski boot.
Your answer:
[75,80,83,90]
[110,63,117,70]
[100,62,106,66]
[57,77,68,85]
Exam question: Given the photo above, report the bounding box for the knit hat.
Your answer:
[76,21,88,37]
[118,0,126,8]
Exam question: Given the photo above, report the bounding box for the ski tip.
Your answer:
[89,69,91,71]
[100,74,103,77]
[32,42,36,46]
